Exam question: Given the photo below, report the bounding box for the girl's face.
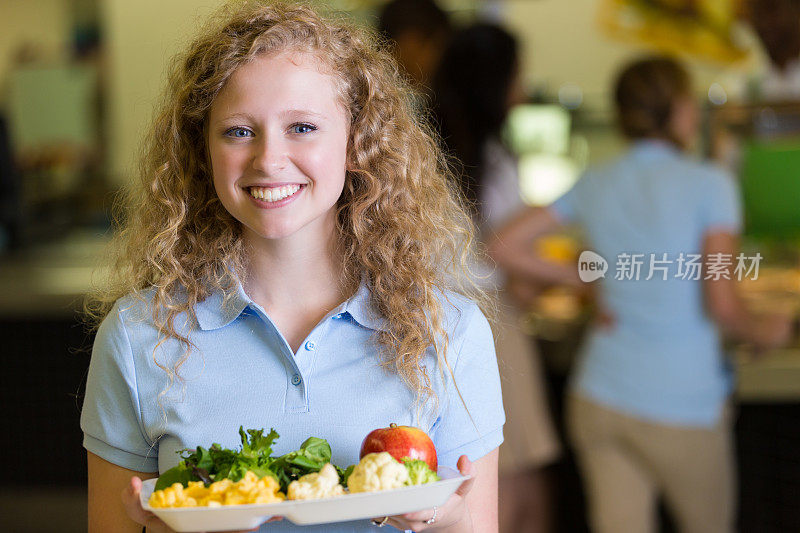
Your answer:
[207,51,350,246]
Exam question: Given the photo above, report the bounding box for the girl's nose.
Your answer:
[251,136,286,174]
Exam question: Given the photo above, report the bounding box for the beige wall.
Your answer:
[502,0,763,113]
[100,0,768,184]
[0,0,70,90]
[102,0,227,184]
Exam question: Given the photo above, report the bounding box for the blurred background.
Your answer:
[0,0,799,531]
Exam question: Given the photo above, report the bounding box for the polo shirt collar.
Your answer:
[194,276,389,332]
[630,139,678,160]
[194,281,251,331]
[341,280,389,332]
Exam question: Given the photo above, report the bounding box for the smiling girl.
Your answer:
[81,2,503,532]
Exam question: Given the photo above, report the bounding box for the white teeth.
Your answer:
[249,184,301,202]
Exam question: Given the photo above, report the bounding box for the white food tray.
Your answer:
[141,467,468,532]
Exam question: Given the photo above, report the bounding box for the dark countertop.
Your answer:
[0,228,110,318]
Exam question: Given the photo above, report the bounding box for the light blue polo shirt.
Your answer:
[551,140,741,427]
[81,280,504,532]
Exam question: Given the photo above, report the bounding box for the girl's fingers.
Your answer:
[398,490,463,529]
[389,512,439,531]
[397,457,475,527]
[121,477,174,532]
[454,455,476,497]
[456,455,473,475]
[121,477,151,524]
[384,517,411,531]
[401,506,438,522]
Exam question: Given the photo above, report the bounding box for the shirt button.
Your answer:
[305,341,316,351]
[291,374,302,386]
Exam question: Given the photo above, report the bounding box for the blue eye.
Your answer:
[225,127,252,138]
[291,123,317,134]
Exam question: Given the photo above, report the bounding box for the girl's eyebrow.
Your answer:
[216,112,258,124]
[215,110,327,123]
[281,109,327,119]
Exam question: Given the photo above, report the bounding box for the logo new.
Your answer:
[578,251,608,282]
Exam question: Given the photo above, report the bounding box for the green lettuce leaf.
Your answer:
[270,436,334,492]
[154,463,195,491]
[153,427,340,494]
[341,464,356,488]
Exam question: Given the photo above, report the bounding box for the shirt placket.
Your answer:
[249,303,348,414]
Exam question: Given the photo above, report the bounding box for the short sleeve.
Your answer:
[433,305,505,468]
[80,303,159,472]
[701,167,742,234]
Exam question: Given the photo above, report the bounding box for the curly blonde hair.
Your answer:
[86,0,490,409]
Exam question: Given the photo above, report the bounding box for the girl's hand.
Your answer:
[371,455,475,532]
[122,476,281,533]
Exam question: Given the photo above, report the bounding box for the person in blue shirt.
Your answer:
[488,56,792,533]
[80,2,504,532]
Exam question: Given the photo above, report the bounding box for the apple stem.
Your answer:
[390,423,397,429]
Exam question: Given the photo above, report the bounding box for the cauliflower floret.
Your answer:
[347,452,409,493]
[287,463,346,500]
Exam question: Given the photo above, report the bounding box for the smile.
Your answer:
[247,184,304,204]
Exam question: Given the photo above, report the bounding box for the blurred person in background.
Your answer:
[489,56,793,533]
[377,0,451,90]
[433,23,560,533]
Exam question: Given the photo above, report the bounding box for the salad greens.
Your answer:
[341,464,356,488]
[270,436,344,491]
[154,427,338,493]
[154,427,443,494]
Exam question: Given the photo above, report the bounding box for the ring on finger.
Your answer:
[425,506,438,525]
[371,516,389,527]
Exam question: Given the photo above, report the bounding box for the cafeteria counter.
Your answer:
[2,228,800,399]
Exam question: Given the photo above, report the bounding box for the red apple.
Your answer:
[359,423,438,472]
